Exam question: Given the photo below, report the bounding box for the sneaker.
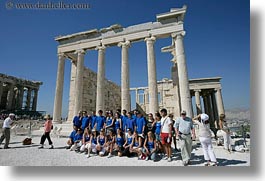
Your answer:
[38,145,44,149]
[163,155,168,160]
[107,153,112,158]
[145,157,149,161]
[49,145,54,149]
[210,162,217,166]
[66,145,71,149]
[167,157,172,162]
[183,161,188,166]
[87,154,90,158]
[204,162,210,166]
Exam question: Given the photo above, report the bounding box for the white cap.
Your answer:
[200,113,209,122]
[9,113,15,117]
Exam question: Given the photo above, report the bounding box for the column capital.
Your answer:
[144,36,156,43]
[118,40,131,48]
[194,89,201,92]
[57,52,66,58]
[214,87,222,92]
[74,49,86,55]
[95,45,106,51]
[171,31,186,39]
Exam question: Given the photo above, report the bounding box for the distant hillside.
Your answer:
[225,108,250,121]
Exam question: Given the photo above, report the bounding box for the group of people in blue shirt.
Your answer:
[66,109,166,161]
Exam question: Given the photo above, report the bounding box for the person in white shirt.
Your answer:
[160,108,173,162]
[174,110,195,166]
[193,113,217,166]
[0,113,15,149]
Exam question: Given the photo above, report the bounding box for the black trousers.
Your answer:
[40,132,53,145]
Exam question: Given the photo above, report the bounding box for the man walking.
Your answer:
[174,110,196,166]
[0,113,15,149]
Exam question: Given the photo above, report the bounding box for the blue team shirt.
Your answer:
[81,116,91,130]
[73,133,83,142]
[126,117,136,132]
[96,116,106,131]
[121,115,128,131]
[155,121,162,135]
[136,116,146,134]
[90,115,97,129]
[106,117,113,126]
[73,116,82,128]
[114,119,120,133]
[69,130,77,141]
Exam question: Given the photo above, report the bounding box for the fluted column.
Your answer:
[145,36,158,115]
[0,81,3,105]
[135,89,139,103]
[17,86,24,110]
[194,89,202,115]
[67,60,77,123]
[74,49,86,116]
[118,40,131,112]
[171,63,181,117]
[96,45,106,113]
[173,31,192,117]
[7,84,14,110]
[26,88,32,110]
[53,53,66,124]
[32,89,38,111]
[215,88,225,115]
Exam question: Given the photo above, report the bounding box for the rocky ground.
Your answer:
[0,135,250,166]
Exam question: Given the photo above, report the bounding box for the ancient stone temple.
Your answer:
[131,77,225,124]
[0,73,42,112]
[53,6,225,125]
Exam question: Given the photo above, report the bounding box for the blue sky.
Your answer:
[0,0,249,117]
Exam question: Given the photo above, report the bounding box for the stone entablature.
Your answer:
[0,73,42,111]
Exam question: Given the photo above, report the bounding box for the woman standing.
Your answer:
[193,113,217,166]
[39,114,53,149]
[219,114,231,152]
[105,111,114,136]
[114,112,122,134]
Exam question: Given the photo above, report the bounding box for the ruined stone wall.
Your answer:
[67,67,121,122]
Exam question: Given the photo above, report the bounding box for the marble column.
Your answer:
[0,81,3,105]
[173,32,192,117]
[74,49,86,116]
[194,89,202,115]
[6,84,14,110]
[171,63,181,117]
[211,91,219,129]
[32,89,38,111]
[53,53,66,124]
[135,89,139,103]
[215,88,225,115]
[145,36,158,115]
[26,88,32,110]
[207,94,215,129]
[17,86,24,110]
[67,60,77,123]
[118,40,131,112]
[203,94,208,115]
[96,45,106,113]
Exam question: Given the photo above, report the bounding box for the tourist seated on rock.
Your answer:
[106,129,115,158]
[96,129,107,156]
[113,128,125,157]
[70,128,83,151]
[130,131,143,159]
[142,131,157,161]
[87,129,98,158]
[79,128,92,153]
[122,128,134,157]
[66,126,78,149]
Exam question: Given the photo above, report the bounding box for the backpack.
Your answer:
[22,138,32,145]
